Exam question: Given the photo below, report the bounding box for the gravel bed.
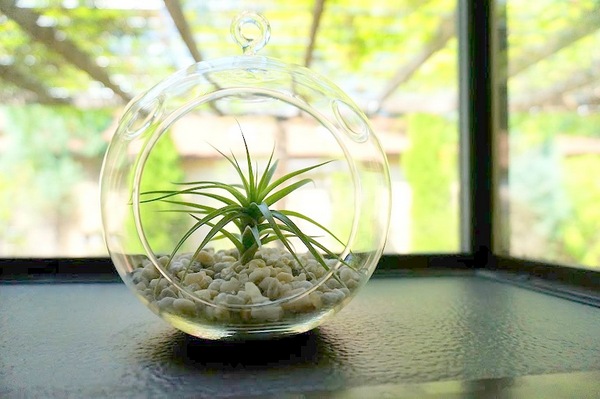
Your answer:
[130,247,363,324]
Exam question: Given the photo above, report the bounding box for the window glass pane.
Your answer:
[502,0,600,269]
[0,0,459,258]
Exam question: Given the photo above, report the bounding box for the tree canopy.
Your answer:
[0,0,597,114]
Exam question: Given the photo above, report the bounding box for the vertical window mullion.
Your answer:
[458,0,498,266]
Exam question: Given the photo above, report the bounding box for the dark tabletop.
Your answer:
[1,274,599,398]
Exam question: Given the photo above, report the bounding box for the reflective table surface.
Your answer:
[1,274,599,398]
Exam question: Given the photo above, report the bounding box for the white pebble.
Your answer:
[250,294,268,304]
[340,267,356,283]
[280,257,291,266]
[157,256,169,266]
[216,308,231,321]
[265,279,283,300]
[282,288,313,312]
[276,272,293,283]
[157,279,169,291]
[249,267,270,283]
[183,272,212,289]
[232,290,247,302]
[173,298,196,315]
[195,250,215,266]
[183,272,204,286]
[204,269,215,278]
[251,305,283,321]
[324,289,347,306]
[213,292,228,305]
[141,265,160,280]
[168,261,181,271]
[219,277,240,293]
[193,289,212,301]
[258,276,276,291]
[248,259,266,269]
[213,262,229,273]
[317,284,331,293]
[346,279,359,289]
[180,258,191,267]
[306,260,319,270]
[280,265,293,274]
[321,291,341,306]
[158,288,177,300]
[309,292,323,309]
[219,267,234,280]
[203,306,216,320]
[326,279,342,289]
[244,282,262,298]
[238,273,249,284]
[208,279,223,291]
[200,276,213,289]
[291,280,314,290]
[312,266,325,278]
[280,283,292,296]
[157,297,175,310]
[225,294,245,306]
[233,262,245,273]
[131,268,143,281]
[292,273,307,282]
[186,283,200,292]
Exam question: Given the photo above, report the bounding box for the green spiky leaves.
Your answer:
[140,129,348,273]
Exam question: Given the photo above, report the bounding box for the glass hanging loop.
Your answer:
[230,11,271,55]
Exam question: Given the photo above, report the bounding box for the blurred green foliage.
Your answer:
[124,132,188,255]
[0,105,112,252]
[562,155,600,267]
[1,105,111,207]
[402,113,459,252]
[509,136,571,260]
[509,113,600,269]
[330,168,381,253]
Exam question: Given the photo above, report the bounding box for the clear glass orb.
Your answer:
[100,12,391,340]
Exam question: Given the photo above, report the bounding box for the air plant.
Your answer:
[140,129,349,275]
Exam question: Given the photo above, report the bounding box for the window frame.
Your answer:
[0,0,598,293]
[459,0,600,291]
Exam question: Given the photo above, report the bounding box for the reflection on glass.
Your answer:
[503,0,600,269]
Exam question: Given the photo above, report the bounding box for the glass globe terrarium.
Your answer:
[100,12,391,340]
